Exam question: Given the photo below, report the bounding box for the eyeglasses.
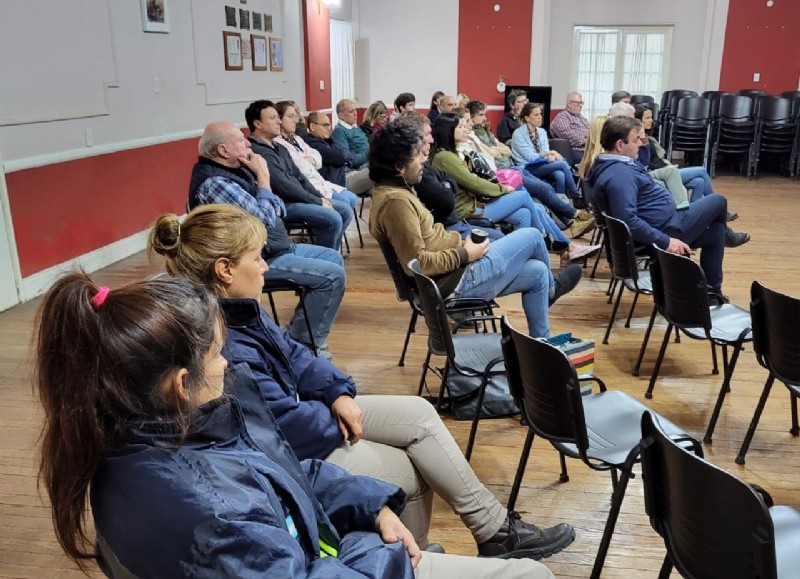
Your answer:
[569,100,584,105]
[312,122,332,128]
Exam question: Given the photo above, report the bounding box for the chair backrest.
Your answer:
[408,259,456,360]
[718,94,754,121]
[667,90,699,115]
[548,138,575,166]
[500,316,591,455]
[640,411,779,579]
[602,213,643,283]
[738,88,769,99]
[650,246,712,332]
[674,96,710,122]
[631,94,655,106]
[378,240,416,304]
[751,281,800,387]
[756,96,794,123]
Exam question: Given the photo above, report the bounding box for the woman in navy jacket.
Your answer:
[149,203,572,570]
[34,273,419,578]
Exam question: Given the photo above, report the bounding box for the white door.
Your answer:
[0,164,21,311]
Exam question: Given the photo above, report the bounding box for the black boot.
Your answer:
[477,511,575,559]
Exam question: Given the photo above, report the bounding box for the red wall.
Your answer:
[6,140,195,277]
[302,0,332,111]
[457,0,534,107]
[719,0,800,93]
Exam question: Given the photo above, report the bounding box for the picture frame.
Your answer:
[239,9,250,30]
[264,14,273,33]
[251,35,268,71]
[252,12,262,30]
[140,0,170,33]
[225,5,237,27]
[268,37,283,72]
[223,31,243,71]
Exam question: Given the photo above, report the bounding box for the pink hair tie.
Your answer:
[91,286,110,309]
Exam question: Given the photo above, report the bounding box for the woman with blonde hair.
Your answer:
[360,100,388,138]
[578,115,608,180]
[148,203,574,568]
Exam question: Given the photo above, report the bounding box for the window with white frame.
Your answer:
[572,26,672,121]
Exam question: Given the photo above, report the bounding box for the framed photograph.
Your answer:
[239,9,250,30]
[251,35,268,71]
[140,0,169,33]
[252,12,262,30]
[269,37,283,72]
[264,14,273,33]
[225,5,237,27]
[223,31,243,71]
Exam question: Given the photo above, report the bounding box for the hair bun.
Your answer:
[150,213,182,257]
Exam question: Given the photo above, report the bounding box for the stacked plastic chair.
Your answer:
[666,96,711,169]
[752,96,797,178]
[709,94,755,178]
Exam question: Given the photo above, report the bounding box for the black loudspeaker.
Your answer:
[504,85,553,132]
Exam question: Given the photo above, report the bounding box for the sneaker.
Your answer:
[477,511,575,559]
[725,228,750,248]
[568,217,595,239]
[544,234,569,253]
[423,543,445,554]
[549,264,582,306]
[567,244,602,262]
[574,209,594,222]
[708,290,730,307]
[726,211,739,222]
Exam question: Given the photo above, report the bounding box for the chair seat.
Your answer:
[554,391,686,466]
[681,303,752,343]
[451,333,504,372]
[622,271,653,293]
[772,505,800,578]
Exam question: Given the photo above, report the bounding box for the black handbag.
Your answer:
[465,151,498,184]
[426,372,518,421]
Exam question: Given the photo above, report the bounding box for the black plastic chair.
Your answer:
[601,214,655,354]
[645,247,753,443]
[736,282,800,465]
[640,411,800,579]
[630,94,655,106]
[377,240,497,367]
[752,96,797,178]
[662,90,699,151]
[96,532,141,578]
[710,94,756,178]
[738,88,769,100]
[500,317,691,579]
[667,96,711,171]
[261,278,317,354]
[284,217,351,256]
[409,259,507,461]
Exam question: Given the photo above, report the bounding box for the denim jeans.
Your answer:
[482,190,541,229]
[332,189,359,210]
[453,228,553,337]
[679,166,714,203]
[664,194,727,292]
[518,167,576,224]
[530,203,569,244]
[266,243,346,347]
[285,201,352,250]
[446,220,505,241]
[528,160,580,197]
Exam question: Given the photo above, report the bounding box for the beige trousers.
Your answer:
[416,551,556,579]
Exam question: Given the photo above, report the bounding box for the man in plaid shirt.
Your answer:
[550,92,590,163]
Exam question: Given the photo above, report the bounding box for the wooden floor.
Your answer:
[1,175,799,578]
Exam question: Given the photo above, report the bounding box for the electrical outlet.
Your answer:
[753,72,760,82]
[153,76,161,94]
[319,80,325,90]
[83,128,93,147]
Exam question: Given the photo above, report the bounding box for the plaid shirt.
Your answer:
[550,110,589,149]
[194,176,285,227]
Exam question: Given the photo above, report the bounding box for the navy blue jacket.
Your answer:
[305,134,361,187]
[91,365,411,578]
[249,136,324,205]
[221,298,356,460]
[585,154,681,249]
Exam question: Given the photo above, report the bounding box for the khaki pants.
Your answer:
[345,169,373,195]
[326,395,507,547]
[416,551,556,579]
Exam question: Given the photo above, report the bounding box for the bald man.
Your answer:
[331,99,369,168]
[188,120,346,357]
[550,91,590,162]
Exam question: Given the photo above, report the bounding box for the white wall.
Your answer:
[0,0,307,166]
[353,0,459,108]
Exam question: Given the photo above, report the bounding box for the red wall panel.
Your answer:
[720,0,800,93]
[457,0,533,107]
[302,0,332,111]
[6,139,196,277]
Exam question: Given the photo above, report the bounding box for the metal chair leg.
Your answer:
[399,311,417,367]
[296,289,317,354]
[417,350,432,396]
[658,555,674,579]
[624,291,641,328]
[646,323,673,399]
[464,373,491,461]
[633,304,658,377]
[791,392,799,436]
[703,342,743,443]
[558,452,569,482]
[735,374,776,463]
[603,281,625,345]
[507,430,535,511]
[352,206,364,248]
[589,461,636,579]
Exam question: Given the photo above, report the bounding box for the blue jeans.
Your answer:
[528,160,580,197]
[266,244,346,347]
[482,189,542,230]
[518,167,576,224]
[530,203,570,244]
[664,194,727,292]
[285,200,352,250]
[453,229,553,337]
[332,189,359,210]
[679,166,714,203]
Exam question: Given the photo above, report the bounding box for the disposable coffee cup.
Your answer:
[470,229,488,244]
